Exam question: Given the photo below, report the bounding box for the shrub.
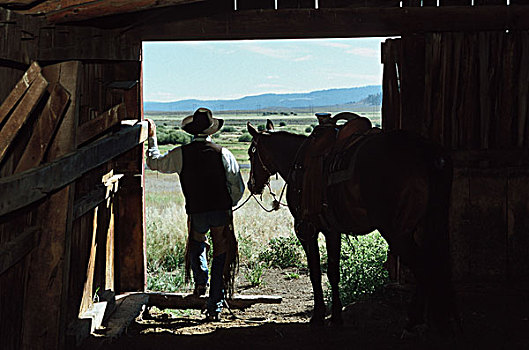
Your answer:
[325,232,389,305]
[279,121,286,127]
[157,130,191,145]
[244,261,266,287]
[257,124,266,132]
[305,126,313,133]
[238,133,252,142]
[258,236,304,268]
[221,126,237,133]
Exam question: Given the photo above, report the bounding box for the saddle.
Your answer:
[296,113,381,231]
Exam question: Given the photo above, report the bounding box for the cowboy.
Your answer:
[145,107,245,321]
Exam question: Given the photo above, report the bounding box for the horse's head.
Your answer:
[246,119,277,195]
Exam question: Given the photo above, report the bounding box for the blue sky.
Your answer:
[142,38,386,102]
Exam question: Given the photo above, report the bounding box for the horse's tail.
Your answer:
[424,147,456,327]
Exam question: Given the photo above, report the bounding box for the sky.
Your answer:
[142,38,387,102]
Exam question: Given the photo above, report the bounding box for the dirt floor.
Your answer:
[95,268,529,350]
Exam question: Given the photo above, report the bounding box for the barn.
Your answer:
[0,0,528,348]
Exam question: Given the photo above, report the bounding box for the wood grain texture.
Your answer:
[14,83,70,174]
[0,121,147,217]
[21,61,80,350]
[76,103,126,146]
[0,226,39,275]
[0,73,48,164]
[0,62,41,126]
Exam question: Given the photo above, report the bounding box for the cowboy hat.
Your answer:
[181,108,224,135]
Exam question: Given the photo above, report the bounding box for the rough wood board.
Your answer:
[0,226,39,275]
[0,121,148,217]
[21,61,80,350]
[79,207,98,316]
[76,103,126,146]
[0,61,41,126]
[0,73,48,164]
[104,293,149,340]
[14,83,70,174]
[115,172,146,292]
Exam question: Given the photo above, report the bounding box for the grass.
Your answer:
[145,111,389,302]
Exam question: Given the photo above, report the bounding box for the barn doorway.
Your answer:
[141,38,390,319]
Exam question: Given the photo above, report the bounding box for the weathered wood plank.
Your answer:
[73,174,123,220]
[277,0,314,8]
[0,227,39,275]
[14,83,70,174]
[76,103,126,146]
[507,169,529,284]
[0,9,140,63]
[104,293,149,340]
[133,6,529,41]
[0,73,48,164]
[20,0,203,21]
[22,61,80,350]
[0,121,147,217]
[115,169,145,292]
[0,62,41,126]
[79,207,99,317]
[145,292,282,310]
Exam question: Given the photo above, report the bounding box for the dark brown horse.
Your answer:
[247,119,455,333]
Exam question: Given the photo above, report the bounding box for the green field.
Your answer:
[146,111,381,166]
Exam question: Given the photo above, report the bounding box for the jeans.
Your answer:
[189,210,230,314]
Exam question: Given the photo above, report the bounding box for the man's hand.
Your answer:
[145,118,156,138]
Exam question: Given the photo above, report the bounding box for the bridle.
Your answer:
[248,134,277,191]
[247,134,288,211]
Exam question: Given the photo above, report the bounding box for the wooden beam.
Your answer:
[41,0,204,23]
[132,6,529,41]
[76,103,126,146]
[0,73,48,164]
[0,62,41,126]
[0,227,40,275]
[145,292,282,309]
[14,83,70,173]
[0,121,147,217]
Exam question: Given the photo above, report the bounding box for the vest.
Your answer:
[180,141,232,214]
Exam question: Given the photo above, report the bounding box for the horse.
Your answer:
[246,119,455,333]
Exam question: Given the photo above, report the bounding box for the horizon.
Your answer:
[144,84,382,104]
[142,38,386,102]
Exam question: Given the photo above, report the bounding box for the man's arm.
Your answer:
[145,118,183,174]
[221,147,245,206]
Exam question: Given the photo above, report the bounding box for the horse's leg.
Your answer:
[297,224,325,326]
[324,231,343,326]
[385,230,428,330]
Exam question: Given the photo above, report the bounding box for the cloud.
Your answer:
[293,55,313,62]
[346,47,380,58]
[244,44,313,62]
[266,75,280,79]
[318,42,352,49]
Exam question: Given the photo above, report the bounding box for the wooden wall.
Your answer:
[0,9,145,349]
[382,33,529,289]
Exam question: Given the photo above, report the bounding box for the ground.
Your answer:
[94,267,528,350]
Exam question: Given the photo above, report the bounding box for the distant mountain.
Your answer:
[144,86,382,112]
